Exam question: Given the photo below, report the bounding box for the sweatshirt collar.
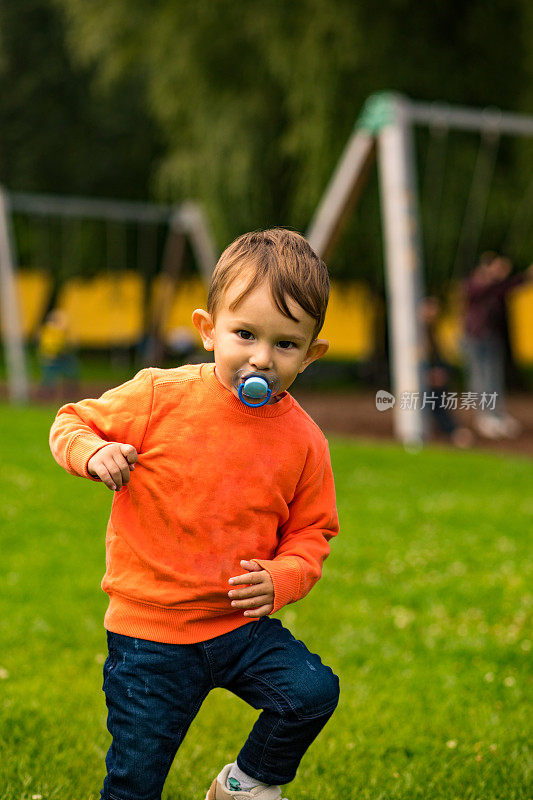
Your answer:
[200,362,294,418]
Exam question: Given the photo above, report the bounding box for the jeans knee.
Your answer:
[318,667,340,714]
[290,663,340,720]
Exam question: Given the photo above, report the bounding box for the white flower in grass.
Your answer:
[520,639,531,652]
[449,561,467,576]
[0,667,8,680]
[31,795,42,799]
[283,610,296,626]
[503,676,516,687]
[484,672,494,682]
[514,609,527,626]
[446,740,457,749]
[388,559,404,574]
[391,606,415,629]
[32,617,50,633]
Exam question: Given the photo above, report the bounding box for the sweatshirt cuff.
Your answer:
[252,556,302,614]
[67,433,113,479]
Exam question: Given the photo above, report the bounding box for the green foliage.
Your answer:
[54,0,533,286]
[0,405,531,798]
[1,0,532,289]
[0,0,162,198]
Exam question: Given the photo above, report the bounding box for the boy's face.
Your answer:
[192,275,329,402]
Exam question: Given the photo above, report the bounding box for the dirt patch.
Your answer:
[291,388,533,457]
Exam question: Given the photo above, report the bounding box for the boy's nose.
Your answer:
[249,345,273,370]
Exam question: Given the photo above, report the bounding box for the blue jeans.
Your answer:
[100,617,340,800]
[462,334,505,416]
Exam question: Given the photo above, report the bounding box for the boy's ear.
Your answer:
[192,308,215,351]
[298,338,329,373]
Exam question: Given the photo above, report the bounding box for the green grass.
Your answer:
[0,404,531,799]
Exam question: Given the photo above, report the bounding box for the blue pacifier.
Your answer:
[232,370,281,408]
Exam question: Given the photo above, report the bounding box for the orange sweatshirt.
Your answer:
[49,362,339,644]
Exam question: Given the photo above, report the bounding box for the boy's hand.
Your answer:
[228,560,274,617]
[87,443,138,491]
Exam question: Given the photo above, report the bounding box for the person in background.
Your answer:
[38,309,80,400]
[420,296,473,448]
[462,253,533,439]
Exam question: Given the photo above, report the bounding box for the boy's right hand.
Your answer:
[87,443,138,491]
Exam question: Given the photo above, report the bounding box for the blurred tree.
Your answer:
[55,0,532,286]
[4,0,532,289]
[0,0,163,198]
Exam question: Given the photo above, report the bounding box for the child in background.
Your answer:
[420,296,473,448]
[49,229,340,800]
[38,309,79,400]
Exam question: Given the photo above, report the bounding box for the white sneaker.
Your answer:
[498,414,522,438]
[474,414,504,439]
[205,764,288,800]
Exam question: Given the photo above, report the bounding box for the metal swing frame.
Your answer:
[306,92,533,446]
[2,93,533,423]
[0,191,217,403]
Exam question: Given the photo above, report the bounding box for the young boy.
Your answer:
[49,228,340,800]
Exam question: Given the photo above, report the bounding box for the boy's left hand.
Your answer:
[228,560,274,617]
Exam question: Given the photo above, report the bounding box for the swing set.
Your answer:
[0,192,217,403]
[307,92,533,445]
[1,93,532,447]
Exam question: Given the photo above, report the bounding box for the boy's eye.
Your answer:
[277,340,295,349]
[236,330,254,340]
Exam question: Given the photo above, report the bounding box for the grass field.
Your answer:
[0,403,531,800]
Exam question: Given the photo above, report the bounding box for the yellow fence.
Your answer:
[9,270,533,364]
[58,273,144,347]
[14,270,53,338]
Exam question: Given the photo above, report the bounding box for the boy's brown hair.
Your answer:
[207,229,330,341]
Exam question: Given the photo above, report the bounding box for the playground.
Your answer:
[1,93,532,798]
[3,93,533,451]
[0,4,532,800]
